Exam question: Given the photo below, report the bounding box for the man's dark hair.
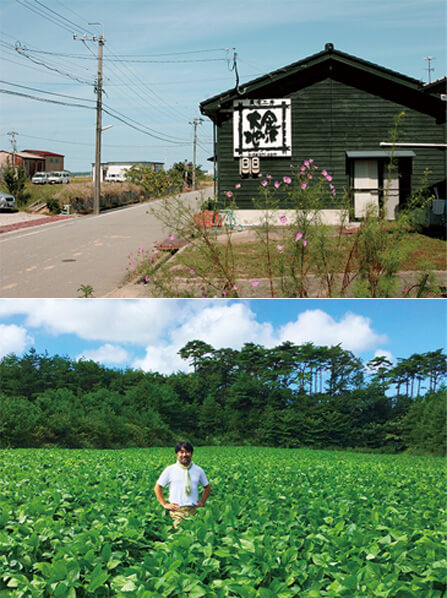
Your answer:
[175,441,193,453]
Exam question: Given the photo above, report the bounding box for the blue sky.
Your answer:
[1,0,445,172]
[0,299,445,374]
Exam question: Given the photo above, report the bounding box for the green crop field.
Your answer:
[0,447,445,597]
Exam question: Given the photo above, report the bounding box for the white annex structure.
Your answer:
[92,161,164,182]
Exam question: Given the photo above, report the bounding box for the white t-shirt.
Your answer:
[156,462,209,507]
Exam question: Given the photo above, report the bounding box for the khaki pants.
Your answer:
[169,506,197,528]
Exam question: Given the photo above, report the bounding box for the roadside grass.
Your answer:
[0,178,93,207]
[155,228,446,279]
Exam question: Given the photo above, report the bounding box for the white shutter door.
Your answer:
[354,160,379,218]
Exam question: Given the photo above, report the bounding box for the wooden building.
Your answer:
[200,43,446,224]
[23,150,65,172]
[0,150,46,178]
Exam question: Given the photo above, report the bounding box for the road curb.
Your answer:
[0,215,73,234]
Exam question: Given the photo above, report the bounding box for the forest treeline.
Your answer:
[0,342,445,455]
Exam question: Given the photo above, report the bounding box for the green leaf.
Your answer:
[86,567,110,592]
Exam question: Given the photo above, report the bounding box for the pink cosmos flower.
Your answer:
[295,231,303,242]
[222,289,227,296]
[280,215,288,223]
[232,284,238,290]
[267,174,272,179]
[168,234,175,241]
[321,170,328,177]
[138,247,144,253]
[251,280,259,287]
[226,191,233,198]
[309,158,314,163]
[235,183,241,189]
[144,275,150,282]
[261,180,268,187]
[326,175,333,182]
[274,181,280,189]
[307,174,313,179]
[153,276,157,281]
[283,176,292,184]
[277,244,285,253]
[302,239,307,247]
[301,182,307,190]
[300,166,306,172]
[304,160,310,167]
[189,268,195,274]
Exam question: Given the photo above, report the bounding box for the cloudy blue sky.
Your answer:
[0,299,445,374]
[1,0,445,173]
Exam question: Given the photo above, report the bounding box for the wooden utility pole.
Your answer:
[74,24,104,215]
[189,117,203,190]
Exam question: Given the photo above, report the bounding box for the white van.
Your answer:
[105,172,126,183]
[47,171,71,184]
[32,172,49,184]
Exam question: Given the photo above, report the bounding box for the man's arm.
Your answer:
[154,483,179,511]
[197,484,210,508]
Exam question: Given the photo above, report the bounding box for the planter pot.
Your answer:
[193,210,222,228]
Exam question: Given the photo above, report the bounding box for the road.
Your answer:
[0,187,213,298]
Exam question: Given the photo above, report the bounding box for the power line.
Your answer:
[16,0,77,34]
[16,0,93,35]
[0,87,95,109]
[9,132,191,149]
[102,102,189,142]
[0,79,96,102]
[101,107,189,144]
[15,44,94,85]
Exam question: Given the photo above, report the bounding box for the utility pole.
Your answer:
[424,56,435,84]
[74,23,104,215]
[189,117,203,190]
[7,130,18,168]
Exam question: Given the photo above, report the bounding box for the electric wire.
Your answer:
[8,0,220,157]
[0,79,96,102]
[11,132,191,149]
[102,102,189,142]
[16,0,93,36]
[0,88,94,109]
[16,0,79,34]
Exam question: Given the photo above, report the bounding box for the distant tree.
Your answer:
[178,340,214,372]
[125,164,182,197]
[2,160,30,206]
[170,160,205,187]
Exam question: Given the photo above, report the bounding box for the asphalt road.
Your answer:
[0,187,213,298]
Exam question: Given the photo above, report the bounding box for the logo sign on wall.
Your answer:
[233,99,292,158]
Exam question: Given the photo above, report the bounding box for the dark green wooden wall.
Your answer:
[215,77,446,209]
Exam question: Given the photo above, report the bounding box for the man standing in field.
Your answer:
[154,441,210,528]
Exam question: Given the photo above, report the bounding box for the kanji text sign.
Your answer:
[233,99,291,158]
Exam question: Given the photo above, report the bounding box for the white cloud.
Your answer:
[0,324,33,358]
[373,349,395,364]
[133,344,186,375]
[0,299,179,345]
[134,301,275,374]
[77,344,129,365]
[279,310,387,352]
[171,302,275,349]
[0,301,389,375]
